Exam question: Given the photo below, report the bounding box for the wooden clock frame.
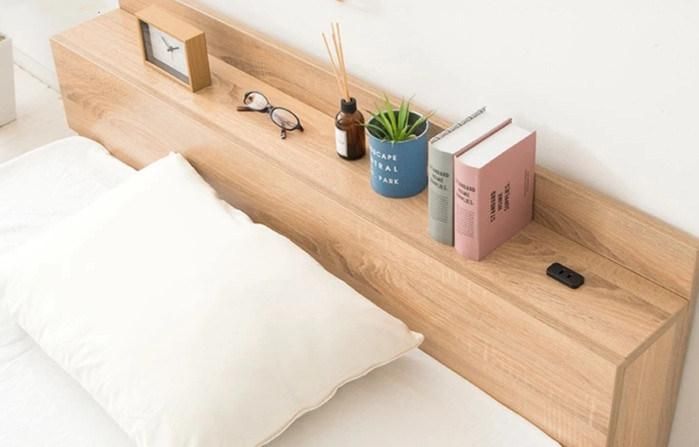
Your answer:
[135,5,211,92]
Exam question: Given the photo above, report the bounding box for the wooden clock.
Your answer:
[136,5,211,92]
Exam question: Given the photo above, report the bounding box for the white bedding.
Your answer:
[0,137,559,447]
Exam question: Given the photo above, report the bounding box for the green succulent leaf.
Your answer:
[366,94,434,142]
[375,110,395,140]
[395,127,406,141]
[365,122,389,139]
[405,111,434,138]
[383,95,398,134]
[397,98,409,134]
[371,115,390,140]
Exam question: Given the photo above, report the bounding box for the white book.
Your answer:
[427,109,511,245]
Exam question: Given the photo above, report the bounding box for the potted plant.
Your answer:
[0,34,16,127]
[366,96,432,198]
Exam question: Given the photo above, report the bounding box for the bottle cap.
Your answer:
[340,97,357,114]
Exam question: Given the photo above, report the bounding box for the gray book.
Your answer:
[427,109,511,245]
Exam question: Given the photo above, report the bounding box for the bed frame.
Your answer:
[51,2,699,445]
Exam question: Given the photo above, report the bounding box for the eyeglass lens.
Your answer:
[271,108,300,130]
[243,92,271,111]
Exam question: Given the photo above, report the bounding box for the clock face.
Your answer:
[140,21,190,84]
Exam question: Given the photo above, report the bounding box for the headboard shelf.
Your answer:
[52,7,698,447]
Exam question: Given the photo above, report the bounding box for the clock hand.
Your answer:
[161,35,170,48]
[167,45,180,61]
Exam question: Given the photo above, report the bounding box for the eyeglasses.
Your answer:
[236,91,304,139]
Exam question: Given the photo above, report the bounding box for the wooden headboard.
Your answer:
[51,2,699,446]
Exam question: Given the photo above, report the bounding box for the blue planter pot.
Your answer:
[368,112,429,198]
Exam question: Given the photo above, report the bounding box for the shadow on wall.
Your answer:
[0,0,119,89]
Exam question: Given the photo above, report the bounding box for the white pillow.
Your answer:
[3,153,423,447]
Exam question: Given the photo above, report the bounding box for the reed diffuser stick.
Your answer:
[332,23,350,99]
[335,23,350,99]
[322,33,346,99]
[322,23,350,100]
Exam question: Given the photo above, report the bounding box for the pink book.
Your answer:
[454,123,536,261]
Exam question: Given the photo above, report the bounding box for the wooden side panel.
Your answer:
[656,264,699,446]
[118,0,448,132]
[655,307,694,446]
[186,34,211,91]
[53,39,619,447]
[535,167,699,300]
[612,316,684,447]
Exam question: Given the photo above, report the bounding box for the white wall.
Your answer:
[2,0,698,444]
[0,0,118,88]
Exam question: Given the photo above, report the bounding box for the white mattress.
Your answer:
[0,137,559,447]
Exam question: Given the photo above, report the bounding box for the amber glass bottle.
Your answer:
[334,97,366,160]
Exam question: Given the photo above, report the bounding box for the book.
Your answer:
[454,123,536,260]
[427,109,511,245]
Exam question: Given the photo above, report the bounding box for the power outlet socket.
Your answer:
[546,262,584,289]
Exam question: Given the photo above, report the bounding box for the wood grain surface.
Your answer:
[52,8,699,447]
[613,321,679,447]
[535,167,699,300]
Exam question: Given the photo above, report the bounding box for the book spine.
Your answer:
[429,106,486,145]
[454,163,481,260]
[428,146,455,245]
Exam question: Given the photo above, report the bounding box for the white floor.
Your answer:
[0,65,73,163]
